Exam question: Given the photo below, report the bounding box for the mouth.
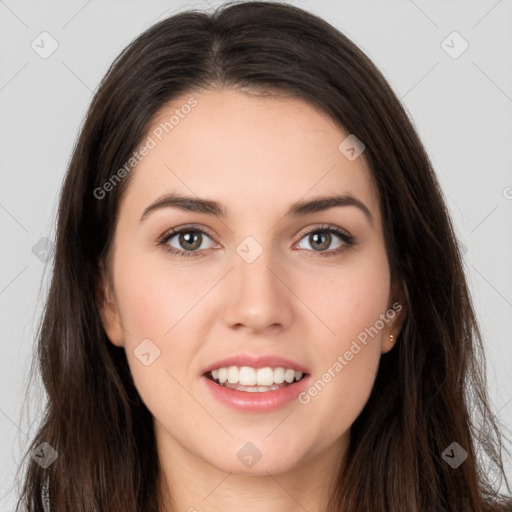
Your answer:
[205,366,308,393]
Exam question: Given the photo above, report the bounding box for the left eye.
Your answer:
[295,228,348,252]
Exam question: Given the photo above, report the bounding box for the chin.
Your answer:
[202,443,304,476]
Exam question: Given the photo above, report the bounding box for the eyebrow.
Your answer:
[140,192,374,226]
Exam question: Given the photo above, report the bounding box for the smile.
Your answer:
[207,365,305,392]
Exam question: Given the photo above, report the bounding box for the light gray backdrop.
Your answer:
[1,0,511,508]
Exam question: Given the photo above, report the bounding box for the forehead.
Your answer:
[119,88,381,226]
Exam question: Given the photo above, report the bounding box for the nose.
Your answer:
[222,246,294,333]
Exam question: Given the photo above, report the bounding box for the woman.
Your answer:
[15,1,511,511]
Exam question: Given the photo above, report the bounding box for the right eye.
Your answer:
[158,227,217,258]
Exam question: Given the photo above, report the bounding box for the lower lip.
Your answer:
[202,375,310,413]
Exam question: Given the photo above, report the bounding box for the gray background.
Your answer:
[1,0,511,508]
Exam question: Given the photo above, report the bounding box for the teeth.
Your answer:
[273,367,285,384]
[284,369,295,383]
[239,366,256,386]
[227,366,238,384]
[208,366,305,388]
[256,367,274,386]
[218,368,227,383]
[225,382,283,392]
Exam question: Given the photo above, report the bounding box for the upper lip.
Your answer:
[202,354,310,375]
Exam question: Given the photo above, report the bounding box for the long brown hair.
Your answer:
[15,1,511,511]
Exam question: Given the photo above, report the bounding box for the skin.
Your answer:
[98,88,405,512]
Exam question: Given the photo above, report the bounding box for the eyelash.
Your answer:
[157,223,356,259]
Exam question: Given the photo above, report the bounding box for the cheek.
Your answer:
[300,252,391,354]
[114,250,203,340]
[299,288,386,439]
[295,252,389,418]
[112,249,215,387]
[112,259,199,421]
[301,348,379,446]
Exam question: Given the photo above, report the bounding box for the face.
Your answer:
[99,88,404,480]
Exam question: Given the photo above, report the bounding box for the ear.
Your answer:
[381,278,408,354]
[96,262,125,348]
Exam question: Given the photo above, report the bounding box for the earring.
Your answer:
[389,334,395,344]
